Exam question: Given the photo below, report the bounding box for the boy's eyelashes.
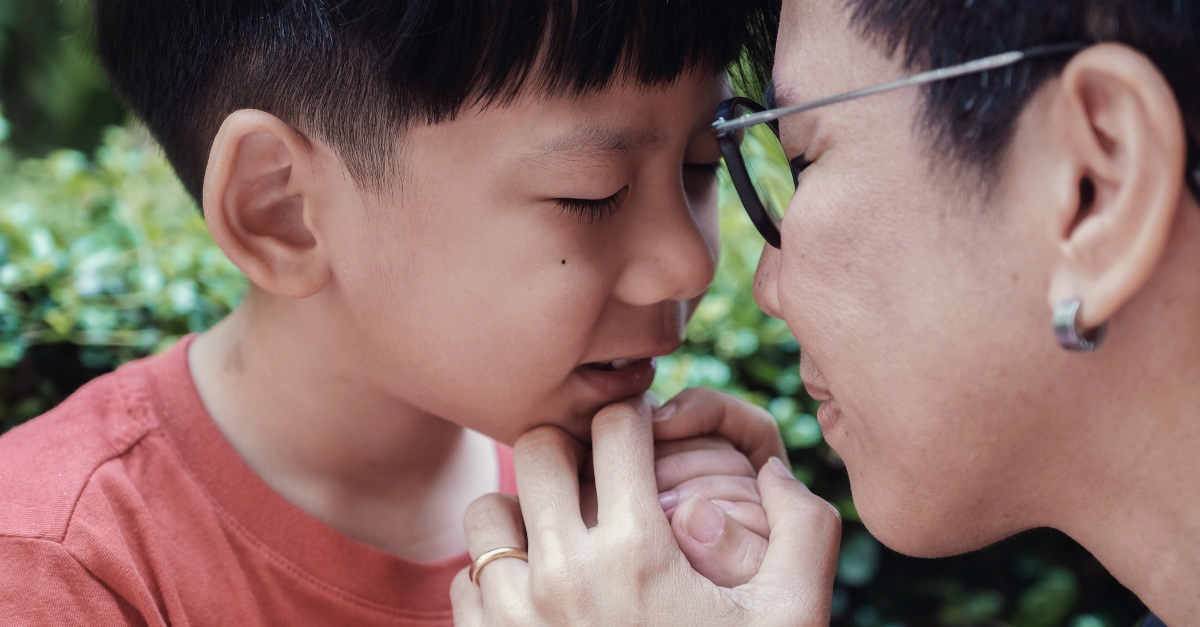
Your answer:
[554,161,720,223]
[557,186,629,223]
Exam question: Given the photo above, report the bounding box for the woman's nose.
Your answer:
[753,242,783,318]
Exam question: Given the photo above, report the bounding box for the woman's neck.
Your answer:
[1051,266,1200,625]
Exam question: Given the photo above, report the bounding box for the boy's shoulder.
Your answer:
[0,348,170,541]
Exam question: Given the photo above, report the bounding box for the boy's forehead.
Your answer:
[475,73,724,157]
[528,125,668,162]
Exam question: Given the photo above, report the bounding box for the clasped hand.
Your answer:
[451,388,842,627]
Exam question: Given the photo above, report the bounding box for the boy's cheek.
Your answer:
[685,289,709,320]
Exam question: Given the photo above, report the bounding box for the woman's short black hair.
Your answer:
[93,0,780,203]
[848,0,1198,180]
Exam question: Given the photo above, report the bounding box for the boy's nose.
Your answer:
[613,194,717,307]
[752,242,783,319]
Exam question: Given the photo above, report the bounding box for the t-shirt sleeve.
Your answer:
[0,537,145,626]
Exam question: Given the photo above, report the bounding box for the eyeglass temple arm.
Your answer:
[713,43,1086,133]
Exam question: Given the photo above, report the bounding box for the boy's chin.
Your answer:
[484,402,632,449]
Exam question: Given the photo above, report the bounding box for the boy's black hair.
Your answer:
[93,0,780,204]
[847,0,1198,185]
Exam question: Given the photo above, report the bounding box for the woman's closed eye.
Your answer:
[789,154,812,186]
[684,160,723,182]
[557,186,629,223]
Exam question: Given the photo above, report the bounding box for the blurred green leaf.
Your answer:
[838,529,881,588]
[1014,568,1080,627]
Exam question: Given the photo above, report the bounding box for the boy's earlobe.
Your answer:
[1045,43,1187,331]
[203,110,330,299]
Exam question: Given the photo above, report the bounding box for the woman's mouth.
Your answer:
[576,357,657,402]
[582,358,648,372]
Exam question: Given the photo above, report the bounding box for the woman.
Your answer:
[453,0,1200,625]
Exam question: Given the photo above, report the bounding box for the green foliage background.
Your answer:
[0,3,1148,626]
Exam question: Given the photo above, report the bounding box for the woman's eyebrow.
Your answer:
[769,75,801,109]
[528,125,667,162]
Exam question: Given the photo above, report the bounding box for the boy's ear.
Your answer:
[203,109,331,299]
[1043,43,1188,331]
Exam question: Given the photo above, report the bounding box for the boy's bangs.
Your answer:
[365,0,779,115]
[95,0,780,203]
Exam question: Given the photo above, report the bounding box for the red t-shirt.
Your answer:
[0,336,516,626]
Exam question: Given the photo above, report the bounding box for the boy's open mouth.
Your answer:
[582,358,652,372]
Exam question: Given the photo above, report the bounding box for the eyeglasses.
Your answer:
[713,42,1200,248]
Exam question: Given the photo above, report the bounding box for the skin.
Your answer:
[752,0,1200,621]
[187,71,769,568]
[458,0,1200,624]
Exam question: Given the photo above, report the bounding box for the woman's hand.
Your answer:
[655,434,769,586]
[451,393,841,627]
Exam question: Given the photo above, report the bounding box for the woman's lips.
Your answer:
[575,358,657,403]
[816,399,842,431]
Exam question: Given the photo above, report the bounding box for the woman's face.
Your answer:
[755,0,1081,557]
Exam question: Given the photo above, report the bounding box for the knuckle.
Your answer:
[514,425,569,455]
[532,527,573,575]
[592,402,645,434]
[495,594,541,627]
[449,567,474,599]
[462,494,519,540]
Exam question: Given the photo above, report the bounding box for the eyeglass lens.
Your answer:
[731,103,796,225]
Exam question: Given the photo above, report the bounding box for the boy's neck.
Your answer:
[187,291,499,562]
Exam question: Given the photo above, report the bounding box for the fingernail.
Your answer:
[652,403,676,422]
[712,499,737,512]
[659,490,678,511]
[644,391,661,409]
[766,456,793,479]
[683,496,726,545]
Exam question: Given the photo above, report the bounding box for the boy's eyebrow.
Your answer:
[530,125,667,160]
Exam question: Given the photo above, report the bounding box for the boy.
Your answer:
[0,0,779,624]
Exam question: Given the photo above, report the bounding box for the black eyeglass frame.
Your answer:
[714,97,786,248]
[715,42,1200,248]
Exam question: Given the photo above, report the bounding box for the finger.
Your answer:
[660,475,761,517]
[652,388,786,471]
[655,448,756,491]
[591,398,664,527]
[746,458,841,622]
[654,435,734,459]
[463,493,530,582]
[512,426,589,539]
[450,567,484,627]
[713,501,770,538]
[672,494,768,588]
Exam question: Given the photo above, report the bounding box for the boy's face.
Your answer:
[314,73,727,445]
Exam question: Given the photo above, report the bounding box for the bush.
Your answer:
[0,122,244,429]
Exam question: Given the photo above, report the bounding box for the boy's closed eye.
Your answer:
[554,159,723,224]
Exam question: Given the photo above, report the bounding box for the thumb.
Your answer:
[672,494,767,587]
[747,457,841,623]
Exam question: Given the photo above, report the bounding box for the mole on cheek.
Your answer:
[561,259,566,265]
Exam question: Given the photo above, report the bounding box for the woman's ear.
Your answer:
[203,109,331,299]
[1044,43,1188,331]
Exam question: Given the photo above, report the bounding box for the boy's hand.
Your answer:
[655,435,769,587]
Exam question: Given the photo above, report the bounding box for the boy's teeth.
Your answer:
[610,359,632,370]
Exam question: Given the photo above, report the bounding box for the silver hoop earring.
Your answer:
[1054,298,1107,351]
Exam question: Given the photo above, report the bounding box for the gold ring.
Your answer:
[469,547,529,586]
